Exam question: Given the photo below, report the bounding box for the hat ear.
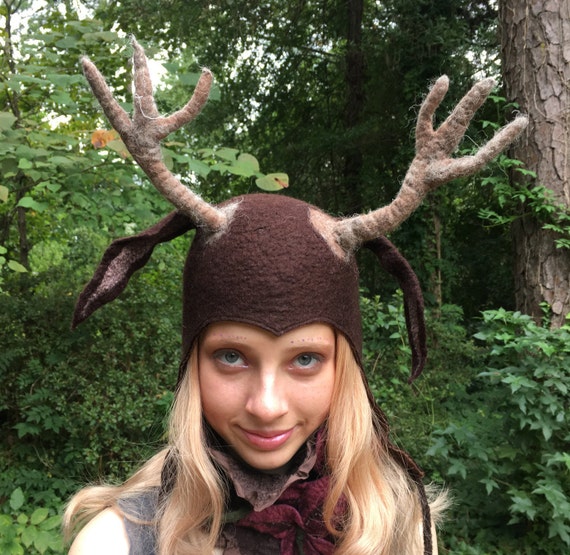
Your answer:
[365,237,427,383]
[72,211,195,329]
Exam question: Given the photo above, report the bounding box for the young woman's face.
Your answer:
[198,321,336,471]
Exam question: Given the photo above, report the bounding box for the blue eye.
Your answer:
[294,354,320,368]
[215,350,245,366]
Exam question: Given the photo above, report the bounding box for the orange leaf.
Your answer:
[91,129,118,149]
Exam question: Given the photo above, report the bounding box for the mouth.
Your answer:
[240,427,295,450]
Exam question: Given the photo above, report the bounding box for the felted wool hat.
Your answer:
[72,191,425,383]
[74,39,527,555]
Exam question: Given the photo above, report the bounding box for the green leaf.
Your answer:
[9,487,25,511]
[227,153,260,176]
[16,197,48,212]
[480,478,499,495]
[0,185,9,202]
[0,111,17,130]
[236,153,260,173]
[8,260,28,273]
[18,158,33,169]
[40,515,61,531]
[215,147,239,162]
[36,181,61,193]
[30,508,49,526]
[210,162,230,173]
[55,37,79,49]
[209,84,221,102]
[448,459,467,479]
[34,529,54,554]
[178,72,201,87]
[45,73,85,87]
[5,541,24,555]
[21,525,37,548]
[198,148,214,158]
[256,173,289,191]
[162,62,179,74]
[50,90,75,107]
[188,159,210,177]
[50,155,75,167]
[226,165,254,177]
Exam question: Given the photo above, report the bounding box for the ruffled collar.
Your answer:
[207,427,338,554]
[207,429,319,511]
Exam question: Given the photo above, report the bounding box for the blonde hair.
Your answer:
[64,332,444,554]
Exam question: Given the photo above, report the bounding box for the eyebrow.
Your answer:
[206,333,249,342]
[288,336,333,346]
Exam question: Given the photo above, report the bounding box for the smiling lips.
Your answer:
[240,427,295,450]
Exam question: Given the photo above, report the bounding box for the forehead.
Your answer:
[202,321,336,346]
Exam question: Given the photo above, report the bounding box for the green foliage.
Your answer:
[0,13,140,281]
[0,488,62,555]
[429,309,570,553]
[477,94,570,250]
[361,291,479,462]
[479,158,570,250]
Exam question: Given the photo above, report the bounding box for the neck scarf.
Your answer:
[210,428,343,554]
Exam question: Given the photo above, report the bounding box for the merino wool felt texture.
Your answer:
[72,211,195,329]
[179,194,362,369]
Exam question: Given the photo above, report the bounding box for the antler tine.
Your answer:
[130,39,214,138]
[82,38,229,232]
[428,115,529,184]
[130,37,160,123]
[82,57,132,136]
[333,76,529,253]
[414,75,449,149]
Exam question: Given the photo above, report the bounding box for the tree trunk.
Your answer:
[341,0,365,213]
[499,0,570,327]
[429,199,443,313]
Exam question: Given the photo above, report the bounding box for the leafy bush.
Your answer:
[429,309,570,553]
[361,291,480,464]
[0,488,62,555]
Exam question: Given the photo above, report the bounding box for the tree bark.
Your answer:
[342,0,365,213]
[429,199,443,312]
[499,0,570,327]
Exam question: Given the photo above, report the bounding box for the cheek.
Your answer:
[299,369,335,421]
[198,365,236,426]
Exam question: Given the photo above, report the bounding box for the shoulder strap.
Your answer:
[117,490,159,555]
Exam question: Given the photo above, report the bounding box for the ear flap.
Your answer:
[72,211,195,329]
[364,237,427,383]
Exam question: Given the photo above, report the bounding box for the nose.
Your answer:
[245,372,288,422]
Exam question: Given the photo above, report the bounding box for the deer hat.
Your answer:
[73,39,527,553]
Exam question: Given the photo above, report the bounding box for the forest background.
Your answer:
[1,0,569,553]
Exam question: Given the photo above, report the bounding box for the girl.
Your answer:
[63,39,526,554]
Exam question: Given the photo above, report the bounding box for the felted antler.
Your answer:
[81,38,230,232]
[334,76,529,252]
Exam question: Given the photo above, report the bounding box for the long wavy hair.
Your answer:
[64,331,444,554]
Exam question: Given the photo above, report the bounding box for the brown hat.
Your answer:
[72,191,426,382]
